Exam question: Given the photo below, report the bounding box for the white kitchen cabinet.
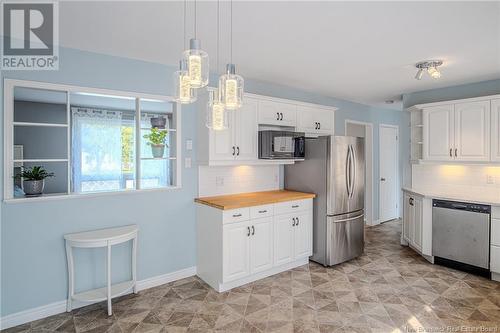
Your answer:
[423,104,454,161]
[490,208,500,281]
[491,99,500,161]
[210,110,235,161]
[402,192,423,252]
[196,197,313,292]
[297,106,334,135]
[403,193,411,242]
[258,100,297,127]
[454,101,490,161]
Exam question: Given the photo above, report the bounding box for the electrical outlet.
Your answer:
[487,175,495,184]
[185,157,191,168]
[216,177,224,187]
[186,139,193,151]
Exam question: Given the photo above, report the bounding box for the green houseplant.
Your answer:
[14,166,55,196]
[143,127,168,158]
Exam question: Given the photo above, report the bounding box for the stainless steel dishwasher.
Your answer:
[432,199,491,276]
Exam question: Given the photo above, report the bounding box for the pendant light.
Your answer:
[206,0,228,131]
[183,0,209,88]
[174,1,196,104]
[219,0,244,110]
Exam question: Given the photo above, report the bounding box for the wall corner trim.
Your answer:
[0,266,197,330]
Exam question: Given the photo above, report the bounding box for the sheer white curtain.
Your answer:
[71,107,123,193]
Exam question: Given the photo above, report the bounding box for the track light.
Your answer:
[414,60,443,80]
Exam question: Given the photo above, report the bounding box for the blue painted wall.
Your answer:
[1,46,403,316]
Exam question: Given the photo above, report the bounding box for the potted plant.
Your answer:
[150,116,167,129]
[14,166,54,196]
[143,127,168,158]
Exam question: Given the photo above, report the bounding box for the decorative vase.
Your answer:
[23,179,44,196]
[150,117,167,129]
[151,144,165,158]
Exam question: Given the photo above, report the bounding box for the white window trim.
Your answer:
[3,78,182,203]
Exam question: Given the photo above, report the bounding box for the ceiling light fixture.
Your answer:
[219,0,244,110]
[174,0,196,104]
[414,60,443,80]
[183,0,209,88]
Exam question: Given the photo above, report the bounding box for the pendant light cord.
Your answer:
[230,0,233,64]
[183,0,187,50]
[217,0,220,74]
[194,0,197,39]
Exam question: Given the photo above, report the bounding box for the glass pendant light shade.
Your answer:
[219,64,244,110]
[183,38,209,89]
[206,89,228,131]
[174,60,197,104]
[427,66,441,79]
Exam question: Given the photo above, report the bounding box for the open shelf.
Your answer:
[140,157,176,160]
[14,121,68,128]
[140,127,176,132]
[72,280,135,303]
[13,159,68,163]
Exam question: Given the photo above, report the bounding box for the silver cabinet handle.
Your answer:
[292,205,299,208]
[449,148,452,157]
[455,148,457,157]
[247,227,251,237]
[233,213,242,217]
[292,218,296,226]
[258,210,267,213]
[251,226,255,235]
[334,213,364,223]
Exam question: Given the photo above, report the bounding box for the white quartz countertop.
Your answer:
[402,187,500,206]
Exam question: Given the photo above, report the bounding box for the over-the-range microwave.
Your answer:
[258,130,305,159]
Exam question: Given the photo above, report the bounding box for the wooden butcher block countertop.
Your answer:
[195,190,316,210]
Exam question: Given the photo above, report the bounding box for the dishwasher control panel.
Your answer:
[432,199,491,214]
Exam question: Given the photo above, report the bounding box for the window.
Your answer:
[4,80,181,201]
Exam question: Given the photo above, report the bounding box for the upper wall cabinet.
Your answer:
[258,100,297,127]
[423,105,454,161]
[454,101,490,161]
[491,99,500,161]
[297,105,334,135]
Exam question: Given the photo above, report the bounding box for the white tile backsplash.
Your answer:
[198,165,280,197]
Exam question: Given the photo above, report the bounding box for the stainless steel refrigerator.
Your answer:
[285,136,365,266]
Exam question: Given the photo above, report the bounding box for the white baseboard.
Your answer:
[0,266,197,330]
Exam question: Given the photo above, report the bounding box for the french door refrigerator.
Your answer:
[285,136,365,266]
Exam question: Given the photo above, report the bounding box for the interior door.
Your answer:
[274,214,294,265]
[249,217,273,274]
[379,125,398,222]
[210,111,235,161]
[234,98,258,161]
[223,221,250,282]
[454,101,490,161]
[293,211,311,259]
[423,105,454,161]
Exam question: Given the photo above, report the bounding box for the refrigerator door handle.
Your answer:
[349,145,356,199]
[333,213,364,223]
[345,146,351,197]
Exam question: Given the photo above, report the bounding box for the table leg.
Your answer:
[107,243,112,316]
[65,242,74,312]
[132,236,137,293]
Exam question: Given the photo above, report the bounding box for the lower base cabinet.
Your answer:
[403,192,423,252]
[197,199,313,292]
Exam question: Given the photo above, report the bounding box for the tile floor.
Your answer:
[4,220,500,333]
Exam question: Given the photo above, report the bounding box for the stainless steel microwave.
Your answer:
[259,130,305,159]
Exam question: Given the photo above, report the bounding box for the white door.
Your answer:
[234,98,258,161]
[454,101,491,161]
[423,105,454,161]
[293,211,312,259]
[210,111,235,161]
[258,100,297,127]
[379,125,399,222]
[273,214,294,265]
[403,193,411,242]
[249,217,273,273]
[413,196,422,251]
[223,221,250,282]
[491,100,500,161]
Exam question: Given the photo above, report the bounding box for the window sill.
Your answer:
[3,186,181,204]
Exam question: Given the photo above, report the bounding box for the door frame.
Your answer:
[378,124,400,223]
[344,120,374,226]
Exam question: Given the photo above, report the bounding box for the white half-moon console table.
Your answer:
[64,225,138,315]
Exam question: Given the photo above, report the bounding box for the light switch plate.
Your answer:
[216,177,224,186]
[186,139,193,151]
[185,157,192,168]
[487,175,495,184]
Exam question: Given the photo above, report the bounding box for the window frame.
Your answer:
[3,78,182,202]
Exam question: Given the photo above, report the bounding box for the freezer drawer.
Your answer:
[326,210,364,266]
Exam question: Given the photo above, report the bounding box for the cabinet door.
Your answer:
[412,197,423,251]
[223,221,250,282]
[210,111,235,161]
[491,100,500,162]
[293,211,312,259]
[274,214,294,265]
[258,100,297,127]
[403,194,411,242]
[297,106,334,135]
[249,217,273,274]
[234,98,258,161]
[423,105,454,161]
[454,101,490,161]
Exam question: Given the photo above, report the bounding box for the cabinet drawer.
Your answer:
[491,245,500,272]
[274,199,312,215]
[223,208,250,224]
[492,218,500,246]
[492,206,500,219]
[250,204,274,219]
